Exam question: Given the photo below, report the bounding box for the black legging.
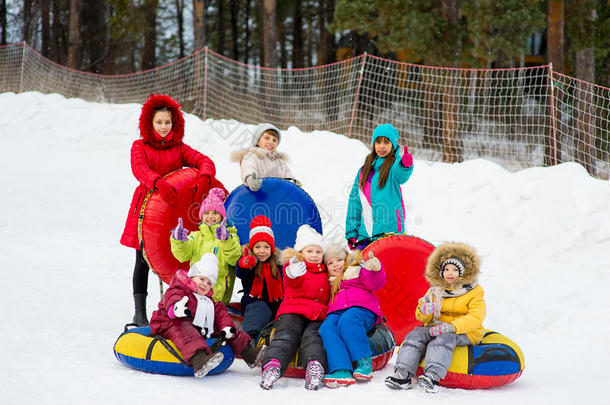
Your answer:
[132,248,149,294]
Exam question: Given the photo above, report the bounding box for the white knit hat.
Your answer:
[188,253,219,285]
[293,224,326,253]
[252,123,281,147]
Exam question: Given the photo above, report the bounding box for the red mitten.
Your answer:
[191,173,212,205]
[238,247,257,269]
[155,178,178,206]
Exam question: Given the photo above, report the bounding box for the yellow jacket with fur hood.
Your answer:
[415,242,486,344]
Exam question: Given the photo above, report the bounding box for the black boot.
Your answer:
[240,342,267,369]
[191,349,224,378]
[132,293,149,327]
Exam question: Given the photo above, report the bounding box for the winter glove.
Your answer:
[171,217,189,241]
[400,145,413,168]
[169,296,192,319]
[245,172,262,191]
[342,265,360,280]
[238,247,257,269]
[219,326,236,340]
[155,178,178,206]
[191,172,212,206]
[361,252,381,271]
[429,322,454,337]
[419,302,436,315]
[347,237,358,250]
[214,219,230,241]
[285,256,307,279]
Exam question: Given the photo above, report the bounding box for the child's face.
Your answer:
[325,257,345,277]
[192,275,213,295]
[442,263,461,284]
[257,131,279,152]
[374,136,393,158]
[253,241,272,262]
[152,110,172,137]
[201,210,222,226]
[301,245,324,264]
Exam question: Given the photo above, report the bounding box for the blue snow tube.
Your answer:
[225,178,322,249]
[113,326,234,376]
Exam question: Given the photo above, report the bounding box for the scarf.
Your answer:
[250,262,284,302]
[192,293,215,338]
[425,282,478,324]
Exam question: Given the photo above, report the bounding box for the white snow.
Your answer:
[1,91,609,404]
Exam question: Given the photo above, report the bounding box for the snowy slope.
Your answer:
[1,92,609,404]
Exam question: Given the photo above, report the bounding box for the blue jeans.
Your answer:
[319,307,377,373]
[241,300,273,338]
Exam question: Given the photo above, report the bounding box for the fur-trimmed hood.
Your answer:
[230,147,289,164]
[425,242,481,289]
[139,94,185,148]
[280,248,304,265]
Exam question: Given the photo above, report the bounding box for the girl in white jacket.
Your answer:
[231,123,295,191]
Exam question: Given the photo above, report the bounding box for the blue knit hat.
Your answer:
[372,123,399,150]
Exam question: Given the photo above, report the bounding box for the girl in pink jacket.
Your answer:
[319,243,386,388]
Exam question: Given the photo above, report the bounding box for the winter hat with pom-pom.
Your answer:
[252,123,281,147]
[248,215,275,253]
[293,224,326,253]
[188,253,219,285]
[324,241,349,263]
[199,187,226,220]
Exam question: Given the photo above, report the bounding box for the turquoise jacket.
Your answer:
[346,149,413,241]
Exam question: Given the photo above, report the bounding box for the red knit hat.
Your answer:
[248,215,275,253]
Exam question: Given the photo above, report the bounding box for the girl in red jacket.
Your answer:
[120,94,216,327]
[259,225,330,391]
[150,253,265,377]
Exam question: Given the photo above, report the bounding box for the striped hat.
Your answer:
[248,215,275,253]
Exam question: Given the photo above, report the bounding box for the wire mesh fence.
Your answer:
[1,42,608,179]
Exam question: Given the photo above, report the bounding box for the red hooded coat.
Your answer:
[120,94,216,249]
[276,258,330,321]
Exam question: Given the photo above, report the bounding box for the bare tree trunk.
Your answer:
[292,1,304,68]
[243,0,251,63]
[278,19,287,68]
[84,0,106,72]
[193,0,206,51]
[262,0,278,68]
[547,0,564,73]
[217,0,225,55]
[141,0,158,70]
[230,0,239,60]
[50,0,61,62]
[175,0,185,58]
[39,0,50,55]
[304,0,313,67]
[0,0,6,45]
[22,0,32,44]
[67,0,80,69]
[318,0,335,65]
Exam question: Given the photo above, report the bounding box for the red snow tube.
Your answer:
[362,234,435,344]
[137,168,227,284]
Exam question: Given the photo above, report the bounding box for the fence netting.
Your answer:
[1,42,608,179]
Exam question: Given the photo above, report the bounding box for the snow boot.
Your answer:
[191,350,224,378]
[260,359,281,390]
[132,293,149,327]
[304,360,324,390]
[240,342,268,369]
[353,356,373,381]
[323,369,356,388]
[417,374,440,393]
[385,369,413,390]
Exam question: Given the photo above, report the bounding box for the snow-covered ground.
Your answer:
[1,92,609,404]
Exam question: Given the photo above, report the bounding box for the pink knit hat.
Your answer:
[199,187,226,220]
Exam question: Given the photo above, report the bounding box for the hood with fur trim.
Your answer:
[230,147,289,164]
[280,248,304,265]
[425,242,481,289]
[139,94,185,149]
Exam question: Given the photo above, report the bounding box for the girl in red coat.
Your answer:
[120,94,216,327]
[259,225,330,391]
[150,253,265,377]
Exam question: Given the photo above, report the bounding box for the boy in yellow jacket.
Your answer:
[385,242,486,394]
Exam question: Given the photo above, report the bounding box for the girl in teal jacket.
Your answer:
[345,124,414,248]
